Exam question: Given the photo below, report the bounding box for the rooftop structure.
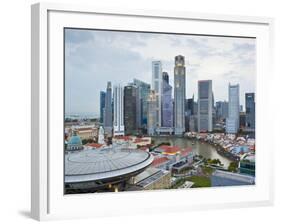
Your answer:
[134,167,171,190]
[65,147,154,192]
[211,170,255,187]
[66,131,83,151]
[239,153,255,176]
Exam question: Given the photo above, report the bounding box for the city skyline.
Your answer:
[65,28,256,116]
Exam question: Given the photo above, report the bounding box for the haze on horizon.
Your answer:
[65,28,256,117]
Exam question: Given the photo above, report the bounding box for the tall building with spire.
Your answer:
[113,84,124,136]
[104,81,113,136]
[174,55,186,135]
[152,61,162,129]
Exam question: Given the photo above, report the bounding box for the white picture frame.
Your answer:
[31,2,274,221]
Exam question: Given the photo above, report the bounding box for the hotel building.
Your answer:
[113,84,125,136]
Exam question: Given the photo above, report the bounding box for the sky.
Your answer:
[65,28,256,117]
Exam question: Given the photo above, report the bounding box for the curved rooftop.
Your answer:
[65,147,153,184]
[68,135,82,146]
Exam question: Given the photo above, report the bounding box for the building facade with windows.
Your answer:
[124,85,138,135]
[99,91,106,124]
[113,84,125,136]
[152,61,163,129]
[174,55,186,135]
[245,93,255,131]
[147,90,157,135]
[198,80,213,132]
[104,82,113,136]
[162,72,173,128]
[133,79,151,129]
[226,84,240,134]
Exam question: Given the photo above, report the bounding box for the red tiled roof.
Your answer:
[134,138,150,143]
[114,136,132,141]
[152,157,169,167]
[159,145,181,154]
[181,147,193,157]
[87,143,103,148]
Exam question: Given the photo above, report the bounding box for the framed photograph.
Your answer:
[31,2,274,221]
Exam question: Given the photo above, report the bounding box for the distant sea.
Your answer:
[65,112,99,119]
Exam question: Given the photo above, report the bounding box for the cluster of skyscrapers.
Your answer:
[99,55,255,137]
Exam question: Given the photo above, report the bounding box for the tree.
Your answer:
[228,162,238,172]
[82,139,89,145]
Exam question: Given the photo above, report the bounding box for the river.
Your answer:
[151,136,231,167]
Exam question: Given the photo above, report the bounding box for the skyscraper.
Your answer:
[99,91,106,124]
[174,55,186,135]
[216,101,229,120]
[133,79,151,129]
[226,84,240,134]
[198,80,213,132]
[147,90,157,135]
[113,84,124,136]
[104,82,113,136]
[162,72,173,127]
[245,93,255,130]
[124,85,137,135]
[162,72,169,83]
[185,97,194,131]
[152,61,162,128]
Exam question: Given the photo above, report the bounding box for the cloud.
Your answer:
[65,29,256,116]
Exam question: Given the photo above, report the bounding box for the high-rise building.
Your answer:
[152,61,162,128]
[99,91,106,124]
[240,112,246,128]
[113,84,124,136]
[240,105,243,112]
[174,55,186,135]
[187,96,194,115]
[185,96,194,131]
[245,93,255,130]
[124,85,138,135]
[162,72,173,127]
[216,101,229,120]
[162,72,169,83]
[198,80,213,132]
[104,82,113,136]
[189,115,197,132]
[147,90,157,135]
[226,84,240,134]
[133,79,151,129]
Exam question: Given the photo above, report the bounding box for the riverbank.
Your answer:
[151,136,232,167]
[185,132,255,162]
